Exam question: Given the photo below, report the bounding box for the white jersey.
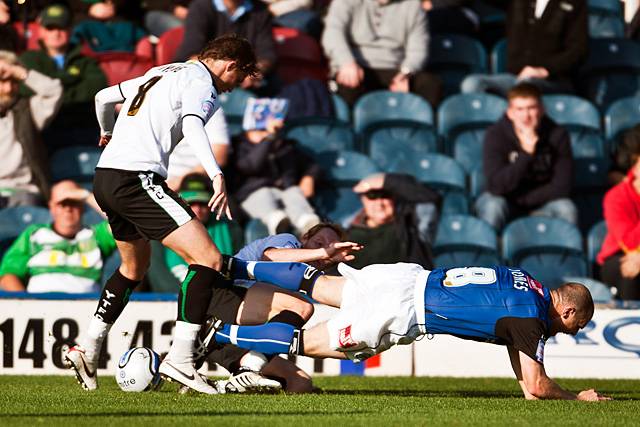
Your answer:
[97,61,220,178]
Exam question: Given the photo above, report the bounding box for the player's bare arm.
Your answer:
[507,346,538,400]
[262,242,363,265]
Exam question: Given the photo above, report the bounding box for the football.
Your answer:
[115,347,162,392]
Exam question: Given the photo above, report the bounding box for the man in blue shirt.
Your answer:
[208,260,611,401]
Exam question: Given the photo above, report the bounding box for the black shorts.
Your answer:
[93,168,195,241]
[207,285,248,323]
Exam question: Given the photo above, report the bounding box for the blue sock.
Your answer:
[230,259,322,295]
[214,322,296,355]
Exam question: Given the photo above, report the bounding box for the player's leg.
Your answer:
[261,356,314,393]
[65,238,150,390]
[228,259,346,307]
[237,282,314,324]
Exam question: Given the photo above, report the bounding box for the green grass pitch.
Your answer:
[0,376,638,426]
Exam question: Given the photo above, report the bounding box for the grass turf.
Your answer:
[0,376,638,426]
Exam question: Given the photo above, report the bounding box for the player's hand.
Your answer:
[577,389,612,401]
[98,134,112,147]
[336,62,364,89]
[325,241,364,263]
[208,173,232,220]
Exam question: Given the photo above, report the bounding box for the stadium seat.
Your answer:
[490,38,507,74]
[284,121,355,155]
[353,91,434,136]
[244,219,269,244]
[272,27,328,84]
[433,214,500,268]
[134,36,155,61]
[427,34,488,97]
[441,191,470,216]
[437,93,507,154]
[452,129,486,173]
[578,38,640,110]
[95,52,155,86]
[331,93,350,124]
[82,207,105,226]
[386,153,466,193]
[468,168,485,199]
[313,150,381,224]
[502,217,588,289]
[49,146,102,184]
[13,21,40,52]
[572,157,608,232]
[101,252,121,288]
[218,88,253,137]
[0,206,51,257]
[587,220,607,276]
[368,124,438,170]
[604,95,640,148]
[588,0,625,38]
[155,25,183,65]
[542,95,606,158]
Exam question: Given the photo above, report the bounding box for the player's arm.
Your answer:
[517,349,611,401]
[507,346,538,400]
[262,242,362,264]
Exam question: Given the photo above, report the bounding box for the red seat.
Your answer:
[156,26,184,65]
[95,53,155,86]
[272,27,328,84]
[13,22,41,52]
[135,36,155,61]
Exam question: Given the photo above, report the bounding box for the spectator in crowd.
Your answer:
[71,0,147,53]
[174,0,276,93]
[421,0,478,36]
[167,108,230,190]
[0,0,20,52]
[475,83,577,230]
[165,173,243,281]
[262,0,322,38]
[0,50,62,207]
[20,4,107,151]
[231,106,321,235]
[346,172,440,269]
[598,155,640,302]
[0,180,117,293]
[322,0,441,107]
[609,124,640,186]
[144,0,191,37]
[461,0,587,96]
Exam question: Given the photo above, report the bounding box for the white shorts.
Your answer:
[326,263,430,361]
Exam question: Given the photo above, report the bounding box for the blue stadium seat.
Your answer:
[433,214,500,268]
[490,38,507,74]
[0,206,51,257]
[101,251,121,287]
[313,150,381,224]
[588,0,625,38]
[572,157,608,232]
[502,217,588,289]
[368,125,438,170]
[284,121,355,154]
[353,91,434,136]
[587,220,607,275]
[244,219,269,244]
[386,153,466,193]
[604,95,640,148]
[437,93,507,153]
[469,167,485,200]
[218,88,253,137]
[441,191,469,216]
[452,129,486,173]
[82,207,105,226]
[578,38,640,110]
[332,93,351,123]
[147,241,179,292]
[49,146,102,183]
[427,34,488,97]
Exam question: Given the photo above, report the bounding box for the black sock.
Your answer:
[94,269,140,324]
[288,329,304,356]
[269,310,306,329]
[177,264,226,324]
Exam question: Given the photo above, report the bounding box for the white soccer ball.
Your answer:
[115,347,162,392]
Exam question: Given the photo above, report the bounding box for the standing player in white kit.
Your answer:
[64,34,258,394]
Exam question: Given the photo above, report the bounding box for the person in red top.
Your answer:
[597,157,640,301]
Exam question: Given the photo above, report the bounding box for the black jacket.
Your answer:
[483,114,573,209]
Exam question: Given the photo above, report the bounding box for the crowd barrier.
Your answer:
[0,292,638,378]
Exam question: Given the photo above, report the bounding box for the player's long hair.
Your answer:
[198,34,259,77]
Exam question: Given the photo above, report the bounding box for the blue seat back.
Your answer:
[469,168,485,199]
[315,150,381,184]
[490,38,507,73]
[386,153,466,192]
[604,96,640,144]
[331,93,351,123]
[518,253,588,289]
[568,130,607,158]
[428,34,488,97]
[452,129,486,172]
[0,206,51,257]
[353,91,434,135]
[50,146,102,183]
[244,219,269,244]
[588,0,625,38]
[502,217,584,262]
[437,93,507,143]
[587,220,607,265]
[434,214,497,252]
[369,126,438,170]
[285,121,355,154]
[218,89,253,137]
[542,95,601,131]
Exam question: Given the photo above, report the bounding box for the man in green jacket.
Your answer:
[20,4,107,150]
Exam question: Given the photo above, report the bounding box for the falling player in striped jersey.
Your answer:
[65,34,258,394]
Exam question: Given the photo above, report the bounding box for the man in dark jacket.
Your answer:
[174,0,276,92]
[347,172,441,269]
[461,0,587,95]
[475,83,576,230]
[20,4,108,150]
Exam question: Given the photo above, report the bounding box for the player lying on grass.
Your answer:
[188,223,361,394]
[203,260,612,401]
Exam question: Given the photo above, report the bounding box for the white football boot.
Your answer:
[64,345,98,391]
[224,368,282,393]
[159,357,221,394]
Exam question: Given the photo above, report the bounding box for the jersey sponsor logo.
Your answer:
[527,277,544,297]
[339,325,358,349]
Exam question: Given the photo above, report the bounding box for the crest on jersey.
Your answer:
[339,325,358,349]
[527,277,545,297]
[201,100,215,119]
